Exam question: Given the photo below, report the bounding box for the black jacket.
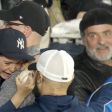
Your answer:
[68,50,112,102]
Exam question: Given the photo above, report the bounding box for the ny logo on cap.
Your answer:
[17,38,24,49]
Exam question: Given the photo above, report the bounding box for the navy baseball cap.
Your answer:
[0,1,50,36]
[0,28,34,61]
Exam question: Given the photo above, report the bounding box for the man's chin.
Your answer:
[92,54,111,61]
[86,48,112,61]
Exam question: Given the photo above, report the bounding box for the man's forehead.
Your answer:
[85,24,112,32]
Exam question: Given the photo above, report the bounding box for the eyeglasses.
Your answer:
[6,21,24,26]
[84,30,112,40]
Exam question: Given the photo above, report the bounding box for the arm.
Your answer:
[0,72,35,112]
[11,73,35,108]
[0,71,35,108]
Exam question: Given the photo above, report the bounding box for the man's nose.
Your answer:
[98,34,106,45]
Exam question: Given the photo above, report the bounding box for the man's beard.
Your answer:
[85,44,112,61]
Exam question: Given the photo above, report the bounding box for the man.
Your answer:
[0,1,50,57]
[1,50,112,112]
[68,8,112,102]
[0,28,33,86]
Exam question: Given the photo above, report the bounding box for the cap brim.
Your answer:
[28,63,37,70]
[3,52,34,61]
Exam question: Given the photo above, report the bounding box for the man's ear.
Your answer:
[36,72,43,84]
[24,26,32,37]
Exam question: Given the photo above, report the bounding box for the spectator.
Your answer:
[0,28,33,86]
[68,8,112,102]
[0,49,112,112]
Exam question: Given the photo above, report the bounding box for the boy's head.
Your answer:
[0,28,34,79]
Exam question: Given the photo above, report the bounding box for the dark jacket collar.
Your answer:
[35,95,74,111]
[75,50,112,75]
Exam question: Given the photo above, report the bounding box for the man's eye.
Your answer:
[87,33,97,38]
[5,62,11,65]
[104,31,112,37]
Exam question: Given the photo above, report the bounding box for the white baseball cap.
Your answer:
[28,50,74,82]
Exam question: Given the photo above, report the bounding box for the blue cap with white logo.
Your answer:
[0,28,34,61]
